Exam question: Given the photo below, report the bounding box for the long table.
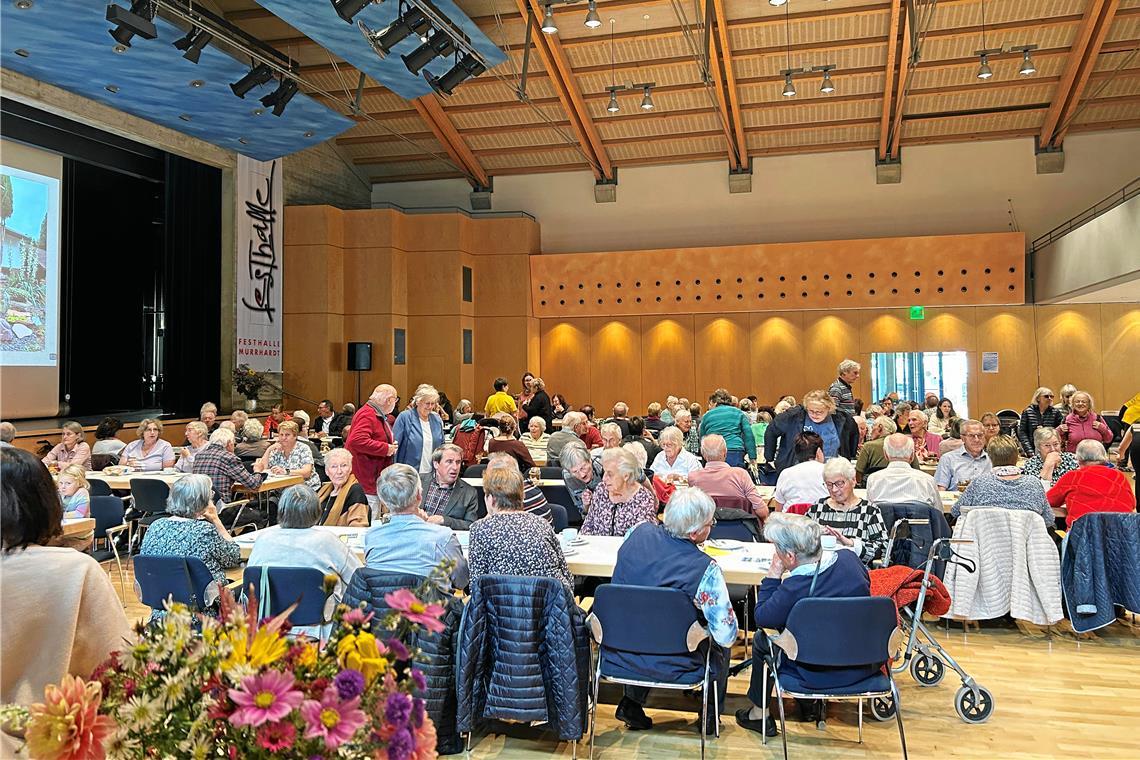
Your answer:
[754,485,959,511]
[62,517,95,537]
[85,470,303,493]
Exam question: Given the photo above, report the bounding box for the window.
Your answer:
[462,329,472,364]
[462,266,472,302]
[870,351,969,418]
[393,328,406,366]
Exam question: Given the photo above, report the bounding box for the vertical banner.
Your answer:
[235,155,283,371]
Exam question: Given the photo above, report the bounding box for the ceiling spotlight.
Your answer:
[230,63,275,98]
[14,48,30,57]
[107,0,158,51]
[304,130,315,138]
[638,84,654,111]
[769,0,788,6]
[331,0,373,24]
[427,52,487,96]
[541,4,558,34]
[1016,46,1037,76]
[173,27,214,64]
[402,29,456,76]
[585,0,601,29]
[15,0,34,9]
[782,73,796,97]
[359,8,430,58]
[820,69,835,94]
[607,91,620,113]
[976,53,993,80]
[260,78,299,116]
[105,84,120,93]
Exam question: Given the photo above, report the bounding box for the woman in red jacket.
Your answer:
[1059,391,1113,453]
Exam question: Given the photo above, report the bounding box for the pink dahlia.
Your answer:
[228,671,304,727]
[383,589,445,634]
[25,675,116,760]
[300,687,367,749]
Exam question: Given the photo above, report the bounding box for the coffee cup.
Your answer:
[820,534,838,550]
[561,528,579,543]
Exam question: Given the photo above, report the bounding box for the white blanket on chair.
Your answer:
[944,508,1063,626]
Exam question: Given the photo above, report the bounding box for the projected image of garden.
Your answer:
[1,171,51,354]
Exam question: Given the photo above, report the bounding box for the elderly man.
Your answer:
[419,443,479,529]
[547,410,587,464]
[199,402,220,433]
[865,434,942,511]
[192,427,266,504]
[175,422,210,473]
[608,402,633,439]
[363,463,469,591]
[610,488,739,734]
[0,421,17,448]
[855,417,918,483]
[769,433,827,512]
[346,384,399,520]
[934,419,991,491]
[228,410,248,441]
[700,388,757,468]
[687,434,768,518]
[1047,440,1136,529]
[592,422,625,459]
[827,359,860,414]
[313,399,348,437]
[674,409,700,456]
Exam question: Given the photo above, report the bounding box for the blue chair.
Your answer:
[129,478,171,547]
[763,596,907,760]
[542,484,582,526]
[463,464,487,479]
[587,584,718,759]
[88,496,128,591]
[538,466,564,479]
[88,479,113,498]
[133,555,219,612]
[550,503,569,533]
[242,566,332,628]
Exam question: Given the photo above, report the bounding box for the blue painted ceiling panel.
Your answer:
[1,1,355,161]
[257,0,507,100]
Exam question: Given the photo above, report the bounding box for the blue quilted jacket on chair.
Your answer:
[456,575,591,740]
[1061,512,1140,633]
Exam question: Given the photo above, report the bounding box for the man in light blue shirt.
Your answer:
[934,420,991,491]
[363,464,469,591]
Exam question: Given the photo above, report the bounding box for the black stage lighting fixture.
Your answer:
[402,29,456,75]
[331,0,373,24]
[107,1,158,50]
[260,78,299,116]
[173,27,214,64]
[427,52,486,96]
[361,8,430,58]
[230,63,275,98]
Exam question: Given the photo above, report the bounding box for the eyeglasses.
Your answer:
[963,433,985,439]
[1040,442,1061,451]
[824,480,849,491]
[1041,394,1054,399]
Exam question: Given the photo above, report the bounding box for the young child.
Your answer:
[57,464,91,519]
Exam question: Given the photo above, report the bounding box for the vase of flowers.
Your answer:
[233,364,269,410]
[0,579,446,759]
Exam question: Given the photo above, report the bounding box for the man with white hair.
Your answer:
[865,433,942,511]
[855,416,918,483]
[363,463,469,591]
[192,427,266,503]
[546,410,587,464]
[1047,439,1136,529]
[346,384,400,519]
[608,401,632,439]
[176,421,210,473]
[687,434,768,518]
[827,359,860,414]
[0,421,16,448]
[609,487,739,734]
[674,409,700,456]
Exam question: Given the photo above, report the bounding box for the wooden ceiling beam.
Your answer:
[369,171,468,183]
[886,7,913,159]
[703,10,742,170]
[1051,0,1123,145]
[411,95,490,187]
[1039,0,1114,147]
[878,0,904,161]
[712,0,748,169]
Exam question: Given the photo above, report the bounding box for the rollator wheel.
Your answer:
[910,653,945,686]
[869,695,896,722]
[954,685,995,724]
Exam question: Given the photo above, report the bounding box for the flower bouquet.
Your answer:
[0,581,448,760]
[232,364,269,401]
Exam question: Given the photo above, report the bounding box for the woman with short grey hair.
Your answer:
[377,463,423,514]
[580,447,657,537]
[236,419,269,458]
[1023,426,1078,486]
[139,474,240,588]
[246,485,362,615]
[805,457,886,565]
[650,425,703,481]
[561,440,603,516]
[661,486,716,538]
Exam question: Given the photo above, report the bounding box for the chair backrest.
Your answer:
[785,502,811,516]
[877,501,951,576]
[549,503,569,533]
[88,478,113,497]
[538,466,564,479]
[708,519,758,543]
[90,453,118,471]
[463,463,487,479]
[711,494,752,511]
[591,584,702,654]
[540,484,581,525]
[784,596,898,667]
[130,478,171,514]
[242,566,330,626]
[89,496,125,539]
[133,555,216,610]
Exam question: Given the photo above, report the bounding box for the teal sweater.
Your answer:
[698,405,757,454]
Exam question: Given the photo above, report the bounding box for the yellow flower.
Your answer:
[295,642,318,668]
[220,624,287,672]
[336,631,386,684]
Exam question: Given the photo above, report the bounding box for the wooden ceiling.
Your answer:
[215,0,1140,185]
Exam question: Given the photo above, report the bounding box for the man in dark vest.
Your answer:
[609,488,739,734]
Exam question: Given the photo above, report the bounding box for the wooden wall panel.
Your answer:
[694,315,749,403]
[750,312,806,404]
[283,313,343,405]
[589,317,643,415]
[460,216,541,256]
[407,316,462,405]
[539,319,591,414]
[343,248,399,316]
[395,214,461,253]
[342,314,394,406]
[284,205,343,248]
[474,317,533,406]
[803,313,862,396]
[460,315,475,403]
[1035,305,1106,407]
[284,244,340,315]
[472,254,531,317]
[642,316,696,413]
[917,307,978,352]
[1100,304,1140,409]
[405,251,463,316]
[975,306,1037,414]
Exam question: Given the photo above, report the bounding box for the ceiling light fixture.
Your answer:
[402,28,456,75]
[331,0,374,24]
[636,82,654,111]
[173,27,214,64]
[606,88,620,113]
[15,0,34,9]
[782,73,796,97]
[768,0,787,6]
[229,63,274,98]
[584,0,601,29]
[427,52,487,95]
[260,77,299,116]
[815,65,836,94]
[976,53,993,79]
[359,6,431,58]
[780,3,795,98]
[1013,44,1038,76]
[541,4,558,34]
[107,0,158,52]
[975,0,994,81]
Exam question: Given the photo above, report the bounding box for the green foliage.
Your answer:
[0,175,13,224]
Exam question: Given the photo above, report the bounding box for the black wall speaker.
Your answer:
[347,341,372,372]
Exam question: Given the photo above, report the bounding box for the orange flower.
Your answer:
[25,675,116,760]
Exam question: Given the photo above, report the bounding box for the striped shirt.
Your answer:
[827,378,856,414]
[805,498,888,565]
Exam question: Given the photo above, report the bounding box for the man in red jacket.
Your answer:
[346,384,399,520]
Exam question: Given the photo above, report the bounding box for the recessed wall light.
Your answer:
[303,130,315,137]
[113,44,128,54]
[14,48,30,57]
[189,79,205,88]
[105,84,120,93]
[252,108,265,116]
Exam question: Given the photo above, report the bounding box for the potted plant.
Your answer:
[233,364,269,411]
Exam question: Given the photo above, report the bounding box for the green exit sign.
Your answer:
[909,306,926,320]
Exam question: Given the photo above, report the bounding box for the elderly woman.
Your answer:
[1047,440,1136,529]
[42,421,92,471]
[1056,383,1078,415]
[520,416,551,462]
[393,384,445,474]
[907,410,942,462]
[592,421,625,459]
[56,465,91,519]
[315,447,370,526]
[699,388,756,468]
[0,448,132,708]
[175,421,210,473]
[951,435,1052,526]
[580,448,658,537]
[1023,426,1079,487]
[927,398,959,437]
[120,418,176,471]
[235,419,270,458]
[139,474,240,589]
[765,389,859,474]
[673,409,701,456]
[246,485,363,609]
[1059,391,1113,453]
[452,399,475,425]
[610,488,739,734]
[1017,387,1065,456]
[255,421,319,489]
[980,413,1002,446]
[488,413,536,469]
[551,393,570,419]
[230,409,249,439]
[805,457,887,566]
[735,512,873,736]
[650,426,703,481]
[467,466,573,594]
[522,376,554,431]
[561,441,604,515]
[486,452,551,522]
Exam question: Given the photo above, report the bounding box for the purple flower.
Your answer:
[386,726,415,760]
[385,691,413,727]
[386,638,410,661]
[412,697,426,726]
[410,669,427,693]
[333,669,365,701]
